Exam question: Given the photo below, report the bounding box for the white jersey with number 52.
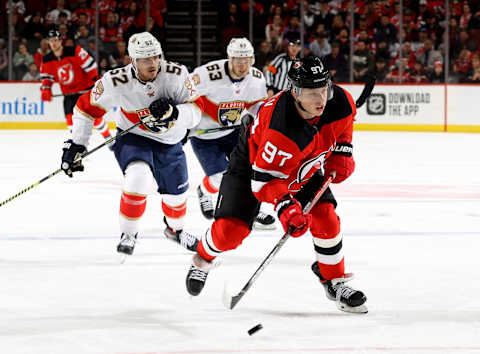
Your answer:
[71,61,201,146]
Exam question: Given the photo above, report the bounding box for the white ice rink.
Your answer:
[1,129,480,354]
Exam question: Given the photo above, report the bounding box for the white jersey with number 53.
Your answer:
[187,59,267,140]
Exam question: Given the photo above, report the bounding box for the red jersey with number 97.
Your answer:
[247,85,356,205]
[40,45,98,94]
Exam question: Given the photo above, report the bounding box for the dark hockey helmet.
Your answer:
[47,30,61,39]
[288,56,333,99]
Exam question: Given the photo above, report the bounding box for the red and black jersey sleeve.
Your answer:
[74,45,98,82]
[39,52,56,90]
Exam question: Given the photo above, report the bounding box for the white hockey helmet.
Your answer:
[128,32,163,63]
[227,37,255,63]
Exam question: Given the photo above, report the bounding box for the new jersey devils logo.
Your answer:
[58,63,74,85]
[288,146,333,192]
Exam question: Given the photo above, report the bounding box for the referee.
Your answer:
[265,35,302,97]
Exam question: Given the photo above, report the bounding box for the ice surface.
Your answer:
[1,130,480,354]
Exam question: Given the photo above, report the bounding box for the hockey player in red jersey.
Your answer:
[40,30,112,141]
[185,56,368,313]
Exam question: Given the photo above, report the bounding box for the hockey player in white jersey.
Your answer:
[60,32,202,256]
[187,37,276,229]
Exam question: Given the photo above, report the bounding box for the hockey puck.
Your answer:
[248,323,263,336]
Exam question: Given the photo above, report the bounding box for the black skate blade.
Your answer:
[336,302,368,314]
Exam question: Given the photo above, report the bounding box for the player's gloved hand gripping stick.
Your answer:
[0,105,174,207]
[223,173,335,310]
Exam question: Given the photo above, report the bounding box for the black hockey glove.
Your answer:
[61,139,86,178]
[145,98,179,133]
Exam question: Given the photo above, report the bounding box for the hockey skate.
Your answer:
[311,262,368,314]
[197,185,214,219]
[186,254,214,296]
[117,232,137,258]
[163,217,199,252]
[253,211,276,230]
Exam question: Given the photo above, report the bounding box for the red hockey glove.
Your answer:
[276,195,312,237]
[324,142,355,183]
[41,88,52,102]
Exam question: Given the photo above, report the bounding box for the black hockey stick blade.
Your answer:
[222,175,334,310]
[355,75,376,108]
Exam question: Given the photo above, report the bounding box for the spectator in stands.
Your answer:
[452,29,477,55]
[100,11,123,54]
[392,41,416,71]
[265,14,284,53]
[373,56,389,83]
[58,23,72,43]
[466,55,480,83]
[353,40,374,83]
[416,38,443,70]
[374,15,398,49]
[24,12,46,42]
[386,57,410,83]
[34,39,49,68]
[282,12,301,45]
[323,40,348,82]
[408,61,428,83]
[73,12,93,34]
[120,2,139,33]
[376,40,390,62]
[76,25,93,50]
[334,28,350,58]
[72,0,95,27]
[255,40,274,72]
[411,28,429,54]
[314,0,333,30]
[459,3,472,29]
[46,0,72,25]
[330,14,345,38]
[309,32,331,58]
[98,56,111,76]
[453,48,473,82]
[13,43,34,80]
[57,12,70,28]
[0,39,8,81]
[22,62,40,81]
[301,0,315,31]
[427,60,445,83]
[109,40,128,68]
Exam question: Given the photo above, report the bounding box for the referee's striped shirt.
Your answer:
[265,53,295,93]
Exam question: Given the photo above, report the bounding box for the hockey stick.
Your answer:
[0,115,156,208]
[223,173,335,310]
[189,124,242,136]
[355,75,376,108]
[52,89,90,98]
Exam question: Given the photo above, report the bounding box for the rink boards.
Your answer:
[0,81,479,132]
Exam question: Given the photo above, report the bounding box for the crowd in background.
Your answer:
[1,0,480,84]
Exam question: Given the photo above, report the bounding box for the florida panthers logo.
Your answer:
[218,101,245,126]
[288,146,334,192]
[58,63,74,85]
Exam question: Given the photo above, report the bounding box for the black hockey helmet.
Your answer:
[288,56,333,99]
[47,29,61,39]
